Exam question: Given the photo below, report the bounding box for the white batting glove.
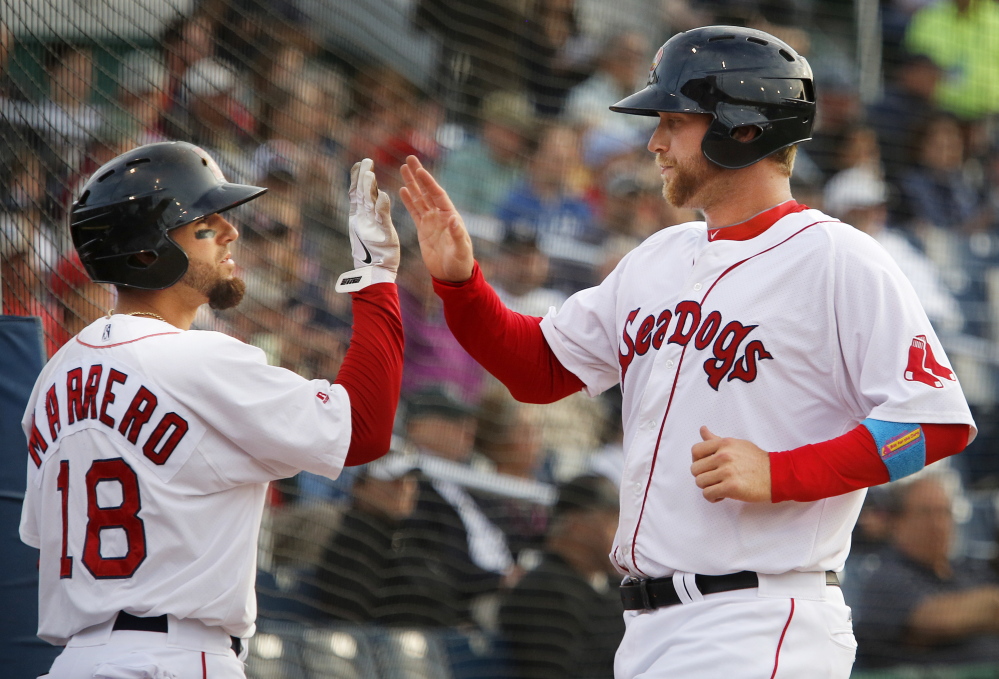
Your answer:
[335,158,400,292]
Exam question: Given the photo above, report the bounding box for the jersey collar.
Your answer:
[707,200,809,242]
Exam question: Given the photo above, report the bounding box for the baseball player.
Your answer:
[400,26,976,679]
[19,141,403,679]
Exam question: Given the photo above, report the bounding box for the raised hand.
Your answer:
[399,155,474,283]
[690,426,772,503]
[336,158,400,292]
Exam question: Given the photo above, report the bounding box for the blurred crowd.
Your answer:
[2,0,999,675]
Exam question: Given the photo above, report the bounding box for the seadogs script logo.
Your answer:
[619,300,771,390]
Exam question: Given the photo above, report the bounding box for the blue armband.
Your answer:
[862,419,926,482]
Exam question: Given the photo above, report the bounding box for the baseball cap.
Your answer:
[119,51,166,95]
[184,57,238,98]
[823,166,887,218]
[501,221,540,251]
[405,386,476,422]
[554,475,619,518]
[481,90,535,136]
[359,451,421,481]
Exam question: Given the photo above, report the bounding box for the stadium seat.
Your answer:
[245,621,308,679]
[369,627,453,679]
[299,624,379,679]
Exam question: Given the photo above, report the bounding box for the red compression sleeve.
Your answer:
[432,262,584,403]
[334,283,404,466]
[770,423,971,502]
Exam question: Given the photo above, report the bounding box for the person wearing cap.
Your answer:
[823,165,963,336]
[402,387,519,626]
[491,223,567,318]
[436,90,534,216]
[183,56,255,184]
[866,51,944,187]
[498,474,624,679]
[307,452,452,626]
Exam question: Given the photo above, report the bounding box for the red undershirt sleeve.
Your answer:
[334,282,404,466]
[770,422,971,502]
[432,262,585,404]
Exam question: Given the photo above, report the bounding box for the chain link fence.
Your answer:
[3,0,999,676]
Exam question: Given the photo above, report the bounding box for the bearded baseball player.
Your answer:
[19,142,403,679]
[400,26,976,679]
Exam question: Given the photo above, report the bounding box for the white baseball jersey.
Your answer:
[539,208,976,579]
[19,315,351,645]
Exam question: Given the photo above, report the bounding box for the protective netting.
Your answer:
[3,0,999,677]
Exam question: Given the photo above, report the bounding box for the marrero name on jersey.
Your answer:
[20,143,404,679]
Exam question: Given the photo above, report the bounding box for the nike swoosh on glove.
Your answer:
[336,158,401,292]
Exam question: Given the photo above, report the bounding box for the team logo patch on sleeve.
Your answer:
[904,335,955,388]
[316,391,330,404]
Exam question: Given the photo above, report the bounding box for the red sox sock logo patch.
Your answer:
[904,335,955,388]
[619,300,772,389]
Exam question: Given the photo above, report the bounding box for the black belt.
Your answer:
[620,571,840,611]
[113,612,242,656]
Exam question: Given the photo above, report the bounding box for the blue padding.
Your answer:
[862,418,926,482]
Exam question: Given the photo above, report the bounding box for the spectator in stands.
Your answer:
[897,112,989,234]
[904,0,999,123]
[349,66,437,195]
[853,473,999,669]
[498,474,624,679]
[414,0,525,122]
[107,51,170,153]
[307,453,453,626]
[160,11,216,139]
[496,125,600,294]
[40,42,102,172]
[48,253,113,340]
[253,76,340,219]
[799,74,864,183]
[489,224,566,318]
[436,90,534,216]
[565,31,652,140]
[397,252,486,405]
[867,52,943,188]
[824,165,965,335]
[522,0,596,117]
[182,56,255,183]
[403,387,519,627]
[475,394,551,559]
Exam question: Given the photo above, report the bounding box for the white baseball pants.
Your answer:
[39,616,246,679]
[615,571,856,679]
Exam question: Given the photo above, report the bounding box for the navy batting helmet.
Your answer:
[70,141,266,290]
[610,26,815,169]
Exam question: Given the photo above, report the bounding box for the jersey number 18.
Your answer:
[56,458,147,579]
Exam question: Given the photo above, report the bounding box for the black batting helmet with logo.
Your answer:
[610,26,815,169]
[70,141,266,289]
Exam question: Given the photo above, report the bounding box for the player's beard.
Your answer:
[660,152,720,208]
[182,259,246,310]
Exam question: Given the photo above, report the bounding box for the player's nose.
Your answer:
[647,125,670,154]
[216,215,239,244]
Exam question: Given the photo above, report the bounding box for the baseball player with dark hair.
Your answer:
[19,141,403,678]
[400,26,976,678]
